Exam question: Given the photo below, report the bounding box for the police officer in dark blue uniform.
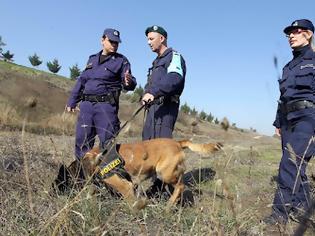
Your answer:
[141,25,186,140]
[264,19,315,225]
[66,28,136,159]
[141,25,186,198]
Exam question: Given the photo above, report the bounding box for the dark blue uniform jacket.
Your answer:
[273,46,315,128]
[67,51,136,108]
[144,47,186,98]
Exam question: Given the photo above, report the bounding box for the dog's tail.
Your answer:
[178,140,223,154]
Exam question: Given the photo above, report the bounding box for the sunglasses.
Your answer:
[286,28,307,37]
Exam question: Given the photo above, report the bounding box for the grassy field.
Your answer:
[1,61,315,235]
[1,128,314,235]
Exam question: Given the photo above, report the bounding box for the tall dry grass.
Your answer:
[42,112,77,135]
[0,101,77,135]
[0,102,20,124]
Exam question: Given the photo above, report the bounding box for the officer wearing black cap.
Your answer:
[141,25,186,140]
[263,19,315,225]
[141,25,186,198]
[66,28,136,159]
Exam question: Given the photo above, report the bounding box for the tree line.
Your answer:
[0,36,81,80]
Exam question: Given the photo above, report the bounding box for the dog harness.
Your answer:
[96,144,131,181]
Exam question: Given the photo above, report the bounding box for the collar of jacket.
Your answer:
[158,47,173,59]
[301,46,315,60]
[292,44,309,58]
[288,45,314,69]
[97,50,117,64]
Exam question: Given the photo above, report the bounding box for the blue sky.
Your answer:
[1,0,314,135]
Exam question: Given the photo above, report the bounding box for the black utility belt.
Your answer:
[154,95,180,105]
[281,100,315,113]
[82,94,116,103]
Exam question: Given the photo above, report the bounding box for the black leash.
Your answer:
[117,98,161,137]
[96,101,153,183]
[101,102,148,155]
[116,103,146,136]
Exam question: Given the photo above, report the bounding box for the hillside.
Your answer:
[3,61,314,235]
[0,60,268,140]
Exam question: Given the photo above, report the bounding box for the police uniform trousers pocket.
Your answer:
[154,103,178,128]
[288,117,315,159]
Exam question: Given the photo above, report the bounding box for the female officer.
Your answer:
[264,19,315,225]
[66,28,136,159]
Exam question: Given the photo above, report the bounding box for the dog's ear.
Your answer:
[52,160,88,196]
[67,160,86,184]
[52,164,72,195]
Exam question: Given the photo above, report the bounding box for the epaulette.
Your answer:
[114,52,123,58]
[89,53,97,58]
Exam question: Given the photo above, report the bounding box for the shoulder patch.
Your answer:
[300,64,315,69]
[167,52,183,77]
[85,62,93,70]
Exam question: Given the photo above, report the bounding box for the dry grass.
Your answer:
[41,112,77,135]
[0,102,21,124]
[1,129,314,235]
[0,101,77,135]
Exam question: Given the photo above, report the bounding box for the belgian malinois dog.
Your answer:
[54,138,222,211]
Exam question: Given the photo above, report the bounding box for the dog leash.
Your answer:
[96,100,154,183]
[116,102,147,136]
[100,102,148,155]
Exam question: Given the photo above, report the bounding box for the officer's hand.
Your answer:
[275,128,281,137]
[124,69,132,86]
[65,105,76,113]
[141,93,154,105]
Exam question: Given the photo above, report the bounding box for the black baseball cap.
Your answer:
[103,28,121,43]
[284,19,314,34]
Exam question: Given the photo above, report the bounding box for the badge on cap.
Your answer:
[293,21,298,26]
[153,25,158,31]
[114,31,119,36]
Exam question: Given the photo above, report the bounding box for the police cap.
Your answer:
[145,25,168,38]
[103,28,121,43]
[284,19,314,34]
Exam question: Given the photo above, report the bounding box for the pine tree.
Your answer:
[47,59,61,73]
[134,85,144,97]
[199,110,207,120]
[0,36,5,54]
[130,85,144,103]
[180,102,191,114]
[69,63,81,80]
[2,50,14,62]
[206,113,214,123]
[28,53,42,67]
[190,107,198,117]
